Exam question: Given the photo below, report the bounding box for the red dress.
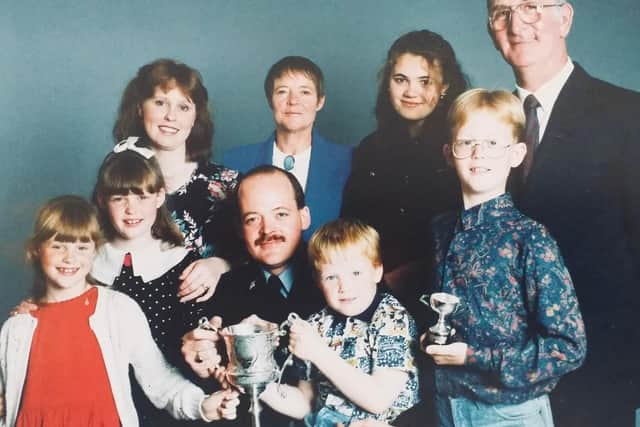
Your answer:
[16,286,121,427]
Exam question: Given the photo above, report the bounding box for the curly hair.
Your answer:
[375,30,468,138]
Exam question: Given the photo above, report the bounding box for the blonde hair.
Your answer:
[308,219,382,273]
[93,150,183,246]
[447,88,525,142]
[26,195,103,299]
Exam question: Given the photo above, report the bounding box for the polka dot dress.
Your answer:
[111,250,205,358]
[111,250,209,426]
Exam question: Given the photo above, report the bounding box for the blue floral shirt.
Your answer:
[431,193,586,404]
[301,291,420,423]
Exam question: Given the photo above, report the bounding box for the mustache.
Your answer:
[254,233,286,246]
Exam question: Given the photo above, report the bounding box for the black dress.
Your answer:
[341,128,460,271]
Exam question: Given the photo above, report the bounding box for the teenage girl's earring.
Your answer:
[440,92,447,100]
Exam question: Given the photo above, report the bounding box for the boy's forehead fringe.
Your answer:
[313,241,380,267]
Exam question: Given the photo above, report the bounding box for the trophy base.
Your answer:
[428,325,455,346]
[428,332,449,345]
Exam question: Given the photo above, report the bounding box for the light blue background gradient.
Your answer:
[1,0,638,313]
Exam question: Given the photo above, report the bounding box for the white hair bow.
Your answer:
[113,136,155,159]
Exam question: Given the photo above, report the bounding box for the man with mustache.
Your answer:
[181,165,324,426]
[486,1,640,426]
[193,164,323,330]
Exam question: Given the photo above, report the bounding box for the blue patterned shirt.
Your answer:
[432,193,586,404]
[301,291,420,423]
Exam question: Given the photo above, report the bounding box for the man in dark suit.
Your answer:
[487,2,640,426]
[181,165,323,426]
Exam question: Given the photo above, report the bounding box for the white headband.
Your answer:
[113,136,155,159]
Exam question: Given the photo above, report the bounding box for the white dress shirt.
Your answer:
[516,59,574,144]
[272,141,312,191]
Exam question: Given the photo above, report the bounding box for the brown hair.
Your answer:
[376,30,468,138]
[113,58,213,163]
[447,88,525,142]
[308,218,381,273]
[93,149,184,246]
[264,56,325,108]
[26,195,103,299]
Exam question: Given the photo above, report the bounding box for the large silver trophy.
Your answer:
[217,313,298,427]
[420,292,461,345]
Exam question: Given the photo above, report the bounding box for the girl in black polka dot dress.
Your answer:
[91,140,213,426]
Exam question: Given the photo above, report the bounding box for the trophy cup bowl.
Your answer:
[219,313,299,427]
[420,292,461,346]
[221,322,280,388]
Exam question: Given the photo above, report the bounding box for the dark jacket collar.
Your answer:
[326,286,386,327]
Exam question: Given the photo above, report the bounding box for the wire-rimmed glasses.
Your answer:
[451,139,513,159]
[489,2,565,30]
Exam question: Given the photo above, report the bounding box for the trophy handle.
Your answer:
[278,312,300,336]
[276,353,295,397]
[198,316,219,332]
[274,312,300,397]
[419,294,431,308]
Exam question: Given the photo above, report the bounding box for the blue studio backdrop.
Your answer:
[1,0,639,314]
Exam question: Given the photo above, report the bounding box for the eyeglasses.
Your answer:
[451,139,513,159]
[489,2,565,30]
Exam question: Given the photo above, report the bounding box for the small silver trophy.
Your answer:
[217,313,298,427]
[420,292,461,345]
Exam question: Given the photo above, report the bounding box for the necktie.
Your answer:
[267,274,288,299]
[123,252,132,267]
[522,94,541,181]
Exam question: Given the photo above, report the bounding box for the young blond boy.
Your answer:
[260,218,420,426]
[423,89,586,426]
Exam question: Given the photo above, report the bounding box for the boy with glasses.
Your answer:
[423,89,586,426]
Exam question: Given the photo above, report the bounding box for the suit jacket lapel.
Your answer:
[255,133,275,167]
[541,64,591,146]
[304,130,326,202]
[525,64,590,188]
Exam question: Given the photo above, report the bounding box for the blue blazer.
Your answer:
[224,130,352,240]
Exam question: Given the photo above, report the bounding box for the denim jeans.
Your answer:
[436,393,554,427]
[304,407,352,427]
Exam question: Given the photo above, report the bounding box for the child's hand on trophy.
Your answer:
[424,342,468,366]
[201,389,240,421]
[288,319,326,363]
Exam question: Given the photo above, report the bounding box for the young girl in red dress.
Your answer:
[0,195,238,427]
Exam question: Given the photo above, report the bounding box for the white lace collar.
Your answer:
[91,240,188,284]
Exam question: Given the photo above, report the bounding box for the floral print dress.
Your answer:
[166,162,239,259]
